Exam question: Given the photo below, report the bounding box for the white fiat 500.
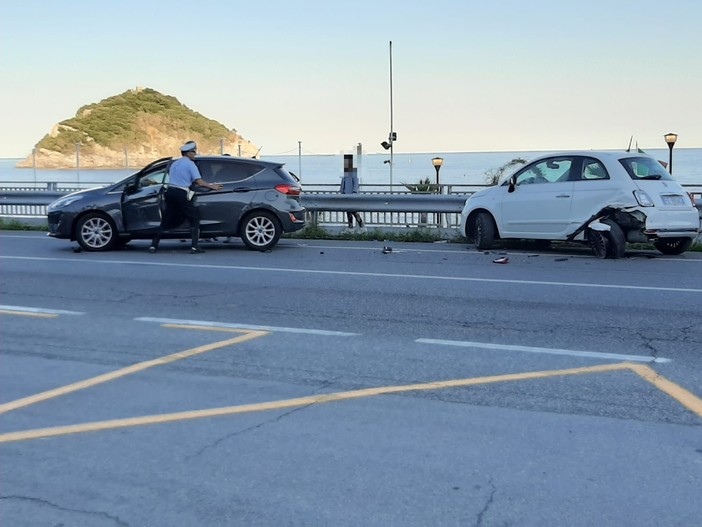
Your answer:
[460,151,700,258]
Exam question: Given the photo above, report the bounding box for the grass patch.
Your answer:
[0,218,48,231]
[286,225,464,243]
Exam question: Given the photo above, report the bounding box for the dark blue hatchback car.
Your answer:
[47,155,306,251]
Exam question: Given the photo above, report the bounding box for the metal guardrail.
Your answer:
[0,189,468,229]
[302,194,467,229]
[1,186,701,232]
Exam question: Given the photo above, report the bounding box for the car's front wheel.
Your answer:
[473,212,496,250]
[75,213,118,252]
[653,237,693,255]
[240,210,282,251]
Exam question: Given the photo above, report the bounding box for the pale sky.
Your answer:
[1,0,701,158]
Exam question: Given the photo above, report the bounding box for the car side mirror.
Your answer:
[508,175,516,193]
[124,181,137,194]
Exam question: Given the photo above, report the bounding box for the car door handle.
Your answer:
[233,188,252,192]
[556,194,571,198]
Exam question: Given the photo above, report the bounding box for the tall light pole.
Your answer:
[664,132,678,175]
[75,143,81,186]
[298,140,302,179]
[389,41,395,190]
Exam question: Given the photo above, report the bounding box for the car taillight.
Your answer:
[275,184,301,196]
[633,190,654,207]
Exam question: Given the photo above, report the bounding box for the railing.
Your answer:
[1,184,701,232]
[0,188,469,229]
[302,194,467,229]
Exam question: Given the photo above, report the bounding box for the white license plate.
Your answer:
[661,195,685,206]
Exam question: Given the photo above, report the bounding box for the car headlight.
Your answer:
[633,190,654,207]
[48,195,84,210]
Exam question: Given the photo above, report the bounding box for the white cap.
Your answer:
[180,141,197,153]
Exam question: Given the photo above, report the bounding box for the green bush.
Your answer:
[402,178,439,194]
[485,158,527,185]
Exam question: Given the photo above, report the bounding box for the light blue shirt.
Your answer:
[340,171,359,194]
[168,156,201,187]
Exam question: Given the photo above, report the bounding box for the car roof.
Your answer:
[530,150,656,162]
[196,155,284,169]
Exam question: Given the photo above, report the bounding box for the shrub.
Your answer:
[484,158,527,186]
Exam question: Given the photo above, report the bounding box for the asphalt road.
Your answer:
[1,232,701,526]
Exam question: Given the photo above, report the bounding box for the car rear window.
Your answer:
[274,167,299,183]
[619,157,674,181]
[198,161,263,183]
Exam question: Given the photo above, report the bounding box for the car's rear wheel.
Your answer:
[473,212,496,250]
[76,212,118,252]
[653,237,693,255]
[587,219,625,259]
[240,210,282,251]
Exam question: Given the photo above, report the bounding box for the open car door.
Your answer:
[121,164,170,233]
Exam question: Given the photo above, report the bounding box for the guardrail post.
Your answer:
[308,211,319,227]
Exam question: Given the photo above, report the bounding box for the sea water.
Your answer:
[1,148,700,190]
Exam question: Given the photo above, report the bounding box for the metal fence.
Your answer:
[1,183,701,232]
[0,188,469,229]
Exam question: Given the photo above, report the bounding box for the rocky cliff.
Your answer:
[16,87,259,169]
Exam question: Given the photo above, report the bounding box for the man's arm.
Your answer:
[193,178,223,191]
[188,164,223,191]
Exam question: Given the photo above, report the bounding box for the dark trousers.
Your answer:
[346,212,363,227]
[151,187,200,249]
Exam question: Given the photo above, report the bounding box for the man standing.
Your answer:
[340,155,364,230]
[149,141,223,254]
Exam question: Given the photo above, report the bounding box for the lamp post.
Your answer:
[75,143,81,187]
[432,157,444,227]
[432,157,444,190]
[389,41,394,190]
[664,132,678,175]
[298,140,302,179]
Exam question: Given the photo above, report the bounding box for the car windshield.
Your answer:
[619,156,674,181]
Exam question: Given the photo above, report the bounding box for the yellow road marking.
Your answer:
[0,327,268,415]
[0,310,57,318]
[0,361,676,444]
[628,363,702,418]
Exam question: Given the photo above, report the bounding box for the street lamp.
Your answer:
[432,157,444,190]
[664,132,678,175]
[432,157,444,227]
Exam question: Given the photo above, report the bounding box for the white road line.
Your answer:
[136,317,357,336]
[2,255,702,293]
[416,338,671,364]
[0,304,85,315]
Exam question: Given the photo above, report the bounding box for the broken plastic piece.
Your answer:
[492,257,509,264]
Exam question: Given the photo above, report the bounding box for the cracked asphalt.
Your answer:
[1,233,701,526]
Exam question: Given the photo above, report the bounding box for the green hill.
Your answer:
[18,87,257,169]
